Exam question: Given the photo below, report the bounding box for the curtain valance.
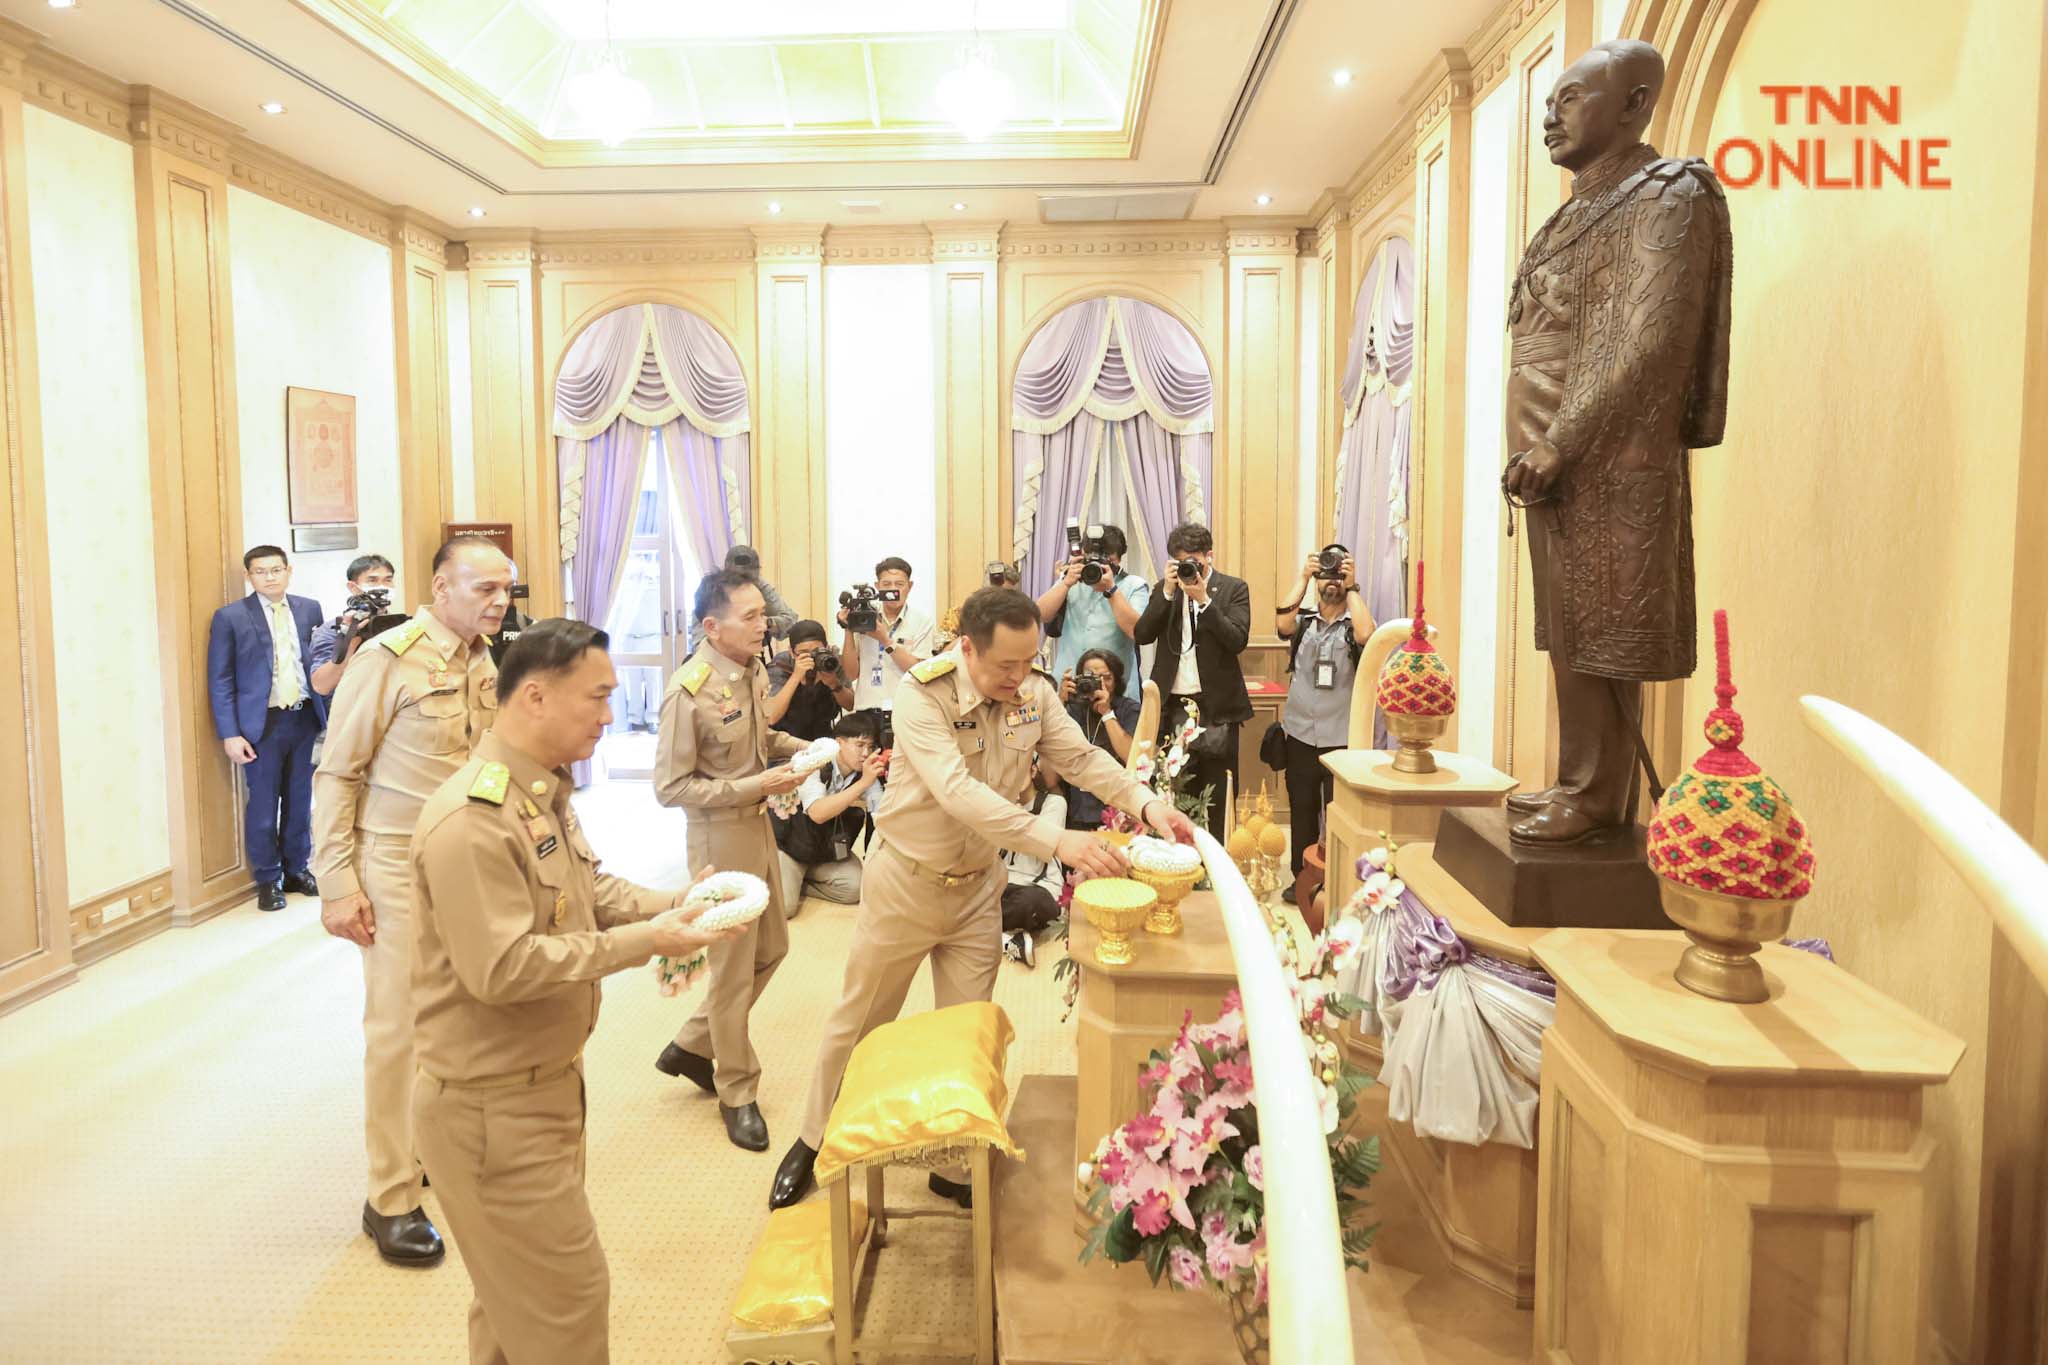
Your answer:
[1340,237,1417,428]
[553,303,750,440]
[1011,296,1213,437]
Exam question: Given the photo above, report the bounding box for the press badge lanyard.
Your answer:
[1308,618,1339,691]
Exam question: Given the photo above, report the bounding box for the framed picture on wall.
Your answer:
[285,386,357,526]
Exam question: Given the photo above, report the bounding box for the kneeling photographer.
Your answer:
[308,553,399,696]
[1059,649,1142,832]
[772,713,886,917]
[766,620,855,741]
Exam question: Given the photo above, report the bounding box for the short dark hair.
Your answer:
[346,553,394,582]
[724,544,762,575]
[832,711,880,742]
[1076,647,1128,695]
[694,569,763,622]
[788,619,828,648]
[243,545,287,571]
[957,586,1042,649]
[875,557,913,580]
[498,618,609,697]
[1095,524,1129,559]
[433,533,502,574]
[1166,523,1213,557]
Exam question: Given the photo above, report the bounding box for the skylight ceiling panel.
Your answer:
[450,7,556,89]
[1000,35,1060,127]
[391,0,502,60]
[868,40,954,127]
[777,42,873,127]
[686,44,790,131]
[621,47,703,133]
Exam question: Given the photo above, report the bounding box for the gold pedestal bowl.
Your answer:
[1385,711,1448,774]
[1076,877,1158,967]
[1659,881,1800,1004]
[1131,866,1199,936]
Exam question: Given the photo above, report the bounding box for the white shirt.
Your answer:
[1003,793,1067,893]
[852,605,935,711]
[264,597,305,709]
[796,759,884,819]
[1171,571,1211,698]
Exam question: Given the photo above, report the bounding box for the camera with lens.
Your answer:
[1064,517,1113,586]
[1175,557,1203,582]
[1314,546,1348,582]
[344,586,391,621]
[840,584,880,634]
[1072,672,1102,701]
[986,560,1012,588]
[809,647,841,678]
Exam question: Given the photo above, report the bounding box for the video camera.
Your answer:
[1314,545,1349,582]
[344,586,391,621]
[839,583,902,635]
[1064,518,1113,586]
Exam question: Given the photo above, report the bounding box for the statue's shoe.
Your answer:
[1505,785,1561,815]
[1508,800,1628,847]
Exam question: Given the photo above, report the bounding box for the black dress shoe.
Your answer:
[721,1102,770,1152]
[770,1140,817,1209]
[281,871,321,897]
[1505,785,1562,815]
[654,1043,715,1093]
[362,1202,445,1267]
[928,1173,973,1209]
[1280,883,1299,905]
[256,883,287,913]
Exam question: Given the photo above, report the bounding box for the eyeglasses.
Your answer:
[249,565,289,577]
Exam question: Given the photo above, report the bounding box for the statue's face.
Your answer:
[1543,52,1629,172]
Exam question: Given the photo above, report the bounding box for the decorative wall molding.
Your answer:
[1410,52,1477,137]
[392,212,449,265]
[823,225,935,263]
[229,144,392,245]
[463,236,539,268]
[928,222,1003,261]
[129,87,235,170]
[533,231,755,266]
[1223,221,1303,255]
[751,226,826,264]
[1294,227,1318,256]
[999,224,1226,258]
[21,52,127,139]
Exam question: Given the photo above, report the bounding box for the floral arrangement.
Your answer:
[1077,884,1383,1301]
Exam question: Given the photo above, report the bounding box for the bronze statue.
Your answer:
[1500,39,1733,845]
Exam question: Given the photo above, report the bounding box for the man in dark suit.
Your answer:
[208,544,326,912]
[1133,522,1251,839]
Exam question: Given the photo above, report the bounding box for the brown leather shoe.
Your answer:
[1508,800,1627,847]
[1505,785,1561,815]
[362,1203,445,1267]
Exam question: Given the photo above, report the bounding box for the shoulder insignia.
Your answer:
[910,656,957,684]
[678,659,712,696]
[376,619,426,656]
[1032,664,1057,684]
[467,761,510,806]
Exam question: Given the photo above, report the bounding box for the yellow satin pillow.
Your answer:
[814,1001,1026,1184]
[729,1198,868,1333]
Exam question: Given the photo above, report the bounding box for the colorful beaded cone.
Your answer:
[1377,561,1457,718]
[1646,611,1816,900]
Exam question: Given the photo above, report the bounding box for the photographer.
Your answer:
[725,544,797,640]
[1134,522,1252,839]
[308,553,397,696]
[838,556,932,721]
[765,619,855,740]
[773,712,886,916]
[1275,545,1373,900]
[484,560,533,668]
[1058,648,1142,831]
[1037,522,1149,702]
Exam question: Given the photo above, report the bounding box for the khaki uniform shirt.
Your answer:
[877,651,1154,875]
[313,609,497,898]
[410,730,670,1083]
[655,642,806,811]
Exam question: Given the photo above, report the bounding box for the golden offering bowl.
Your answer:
[1385,710,1449,774]
[1098,829,1136,851]
[1658,880,1800,1004]
[1131,866,1200,936]
[1076,877,1157,967]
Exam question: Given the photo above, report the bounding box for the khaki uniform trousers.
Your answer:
[672,810,789,1105]
[358,831,424,1215]
[799,841,1004,1150]
[413,1064,606,1365]
[775,849,864,919]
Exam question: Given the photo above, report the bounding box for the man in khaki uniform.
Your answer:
[651,570,807,1151]
[412,618,738,1365]
[769,586,1197,1209]
[314,534,509,1265]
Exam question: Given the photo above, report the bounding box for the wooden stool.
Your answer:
[724,1197,871,1365]
[829,1147,996,1365]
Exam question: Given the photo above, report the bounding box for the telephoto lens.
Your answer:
[1080,560,1105,586]
[811,648,839,676]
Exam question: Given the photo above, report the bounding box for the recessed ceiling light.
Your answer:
[47,0,77,9]
[1254,193,1273,207]
[952,202,966,212]
[1332,69,1353,87]
[467,206,486,219]
[259,101,286,116]
[767,201,782,215]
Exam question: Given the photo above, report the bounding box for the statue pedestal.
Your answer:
[1322,748,1517,912]
[1069,891,1239,1231]
[1434,805,1666,929]
[1533,929,1964,1365]
[1348,840,1552,1307]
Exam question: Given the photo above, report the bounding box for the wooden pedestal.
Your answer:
[1070,890,1240,1228]
[1347,840,1552,1308]
[1322,748,1517,914]
[1533,930,1965,1365]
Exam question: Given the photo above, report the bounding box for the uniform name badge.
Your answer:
[1315,658,1336,690]
[536,834,558,858]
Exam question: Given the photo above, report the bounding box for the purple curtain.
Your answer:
[1012,297,1111,427]
[1337,238,1416,637]
[554,308,646,434]
[1014,412,1103,591]
[661,418,742,577]
[650,305,750,434]
[1114,417,1188,581]
[566,421,651,633]
[1116,297,1212,425]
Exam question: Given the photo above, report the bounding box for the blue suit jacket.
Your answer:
[208,593,327,742]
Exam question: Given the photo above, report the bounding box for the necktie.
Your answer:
[270,601,304,708]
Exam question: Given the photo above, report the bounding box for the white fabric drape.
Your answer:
[553,302,752,440]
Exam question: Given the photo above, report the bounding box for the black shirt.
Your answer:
[766,650,845,742]
[1063,693,1143,831]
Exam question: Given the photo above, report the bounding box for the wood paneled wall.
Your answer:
[751,227,828,618]
[391,212,452,597]
[930,223,1001,612]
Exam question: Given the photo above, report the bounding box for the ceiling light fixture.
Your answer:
[47,0,77,9]
[767,201,782,215]
[1255,193,1273,206]
[952,202,967,211]
[259,101,286,115]
[1332,69,1353,87]
[564,1,651,147]
[936,3,1014,142]
[467,206,486,218]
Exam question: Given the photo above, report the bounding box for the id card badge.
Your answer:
[1314,658,1337,691]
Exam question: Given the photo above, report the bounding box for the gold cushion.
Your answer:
[814,1001,1024,1185]
[728,1198,868,1334]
